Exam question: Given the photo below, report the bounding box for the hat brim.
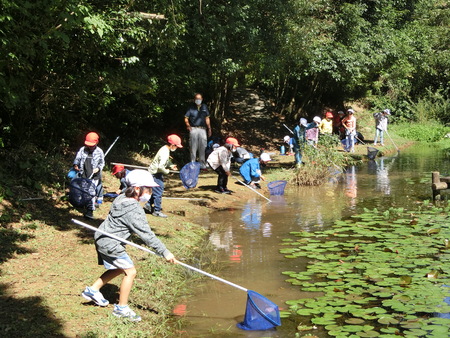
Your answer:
[145,183,160,187]
[85,141,97,146]
[175,144,183,148]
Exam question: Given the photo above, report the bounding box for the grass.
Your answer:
[0,145,283,337]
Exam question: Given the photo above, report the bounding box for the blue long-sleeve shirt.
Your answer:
[292,123,316,147]
[239,158,261,183]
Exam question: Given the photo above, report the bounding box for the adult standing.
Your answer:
[373,109,390,146]
[184,93,212,169]
[342,109,357,153]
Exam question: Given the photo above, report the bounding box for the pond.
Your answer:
[180,144,449,337]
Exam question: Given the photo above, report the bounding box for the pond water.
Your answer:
[180,144,448,337]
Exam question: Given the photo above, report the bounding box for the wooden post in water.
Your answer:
[431,171,448,201]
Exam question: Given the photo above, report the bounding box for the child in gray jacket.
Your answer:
[81,170,177,321]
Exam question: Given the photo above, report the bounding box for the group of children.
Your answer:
[72,130,272,322]
[282,108,391,163]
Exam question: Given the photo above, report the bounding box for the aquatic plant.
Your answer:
[292,141,353,186]
[281,204,450,337]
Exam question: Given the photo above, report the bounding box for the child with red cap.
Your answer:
[144,134,183,217]
[73,132,105,219]
[207,137,239,194]
[111,165,130,194]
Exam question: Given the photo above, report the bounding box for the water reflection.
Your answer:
[241,199,263,231]
[345,166,357,208]
[186,145,449,336]
[367,156,397,195]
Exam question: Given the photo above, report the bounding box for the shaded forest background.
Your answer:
[0,0,449,152]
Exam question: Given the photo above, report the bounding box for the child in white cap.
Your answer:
[81,170,177,321]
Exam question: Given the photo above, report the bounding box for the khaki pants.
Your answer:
[190,128,207,169]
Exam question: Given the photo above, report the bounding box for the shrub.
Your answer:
[292,141,350,186]
[395,122,450,142]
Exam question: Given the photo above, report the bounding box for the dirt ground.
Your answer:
[0,91,407,337]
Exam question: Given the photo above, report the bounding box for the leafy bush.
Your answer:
[292,141,351,186]
[395,122,450,142]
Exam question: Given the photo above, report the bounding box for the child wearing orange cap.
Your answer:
[111,165,130,194]
[207,137,238,194]
[144,134,183,218]
[319,112,334,135]
[73,132,105,219]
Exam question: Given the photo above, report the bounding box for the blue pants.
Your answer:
[345,131,356,152]
[146,173,164,212]
[293,145,303,164]
[374,128,384,145]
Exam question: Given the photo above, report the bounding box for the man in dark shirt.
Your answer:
[184,93,212,169]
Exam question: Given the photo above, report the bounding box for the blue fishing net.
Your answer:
[267,180,287,196]
[179,162,201,189]
[237,290,281,330]
[69,178,96,208]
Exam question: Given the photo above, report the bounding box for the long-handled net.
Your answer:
[367,147,379,160]
[69,178,96,208]
[179,161,201,189]
[71,219,281,331]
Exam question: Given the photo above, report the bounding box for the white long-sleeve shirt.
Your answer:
[207,146,231,172]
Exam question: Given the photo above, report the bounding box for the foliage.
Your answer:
[292,138,350,186]
[281,203,450,337]
[0,0,449,151]
[395,122,450,142]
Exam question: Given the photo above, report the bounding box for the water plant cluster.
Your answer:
[280,202,450,337]
[292,137,354,186]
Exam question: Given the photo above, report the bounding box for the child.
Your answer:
[73,132,105,219]
[319,112,333,135]
[232,146,253,164]
[145,134,183,218]
[283,135,294,155]
[306,116,321,148]
[373,109,390,146]
[293,118,307,165]
[239,153,272,189]
[207,137,238,194]
[342,109,357,152]
[81,170,177,322]
[111,165,130,194]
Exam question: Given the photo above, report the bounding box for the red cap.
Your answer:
[112,165,125,175]
[325,112,333,119]
[225,137,240,147]
[168,134,183,148]
[85,132,99,146]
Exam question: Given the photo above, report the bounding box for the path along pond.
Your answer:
[181,144,450,337]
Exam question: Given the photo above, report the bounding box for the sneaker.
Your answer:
[81,286,109,307]
[224,188,234,193]
[84,210,95,220]
[152,211,168,218]
[143,205,153,214]
[113,304,142,322]
[254,183,261,190]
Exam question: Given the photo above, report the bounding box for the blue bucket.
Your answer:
[267,180,287,196]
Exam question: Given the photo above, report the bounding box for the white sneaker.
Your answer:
[81,287,109,306]
[112,304,142,322]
